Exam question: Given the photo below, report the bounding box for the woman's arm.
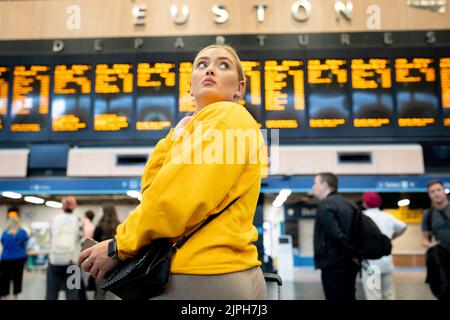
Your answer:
[115,120,254,260]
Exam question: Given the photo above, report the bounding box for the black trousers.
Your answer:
[321,265,360,301]
[45,263,86,300]
[0,258,27,296]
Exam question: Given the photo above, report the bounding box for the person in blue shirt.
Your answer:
[0,208,29,300]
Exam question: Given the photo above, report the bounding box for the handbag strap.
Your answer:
[173,197,240,249]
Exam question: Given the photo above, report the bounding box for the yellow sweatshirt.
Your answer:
[115,101,266,274]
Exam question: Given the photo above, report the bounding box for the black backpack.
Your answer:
[351,205,392,260]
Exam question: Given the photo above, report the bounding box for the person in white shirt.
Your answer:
[361,191,407,300]
[46,196,84,300]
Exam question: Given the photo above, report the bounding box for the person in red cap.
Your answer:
[361,191,407,300]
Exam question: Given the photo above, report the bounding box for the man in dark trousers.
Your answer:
[421,180,450,300]
[312,172,360,300]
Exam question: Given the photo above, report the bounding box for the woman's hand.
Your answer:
[78,240,120,280]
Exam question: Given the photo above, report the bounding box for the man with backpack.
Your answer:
[422,180,450,300]
[312,172,361,300]
[46,196,84,300]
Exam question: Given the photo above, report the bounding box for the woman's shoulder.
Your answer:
[203,101,258,128]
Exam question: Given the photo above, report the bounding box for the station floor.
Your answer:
[13,266,435,300]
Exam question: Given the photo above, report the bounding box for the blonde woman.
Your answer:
[0,208,29,300]
[80,44,267,299]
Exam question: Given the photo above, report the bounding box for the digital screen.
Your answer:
[239,61,262,126]
[93,63,133,131]
[10,65,50,132]
[178,62,195,117]
[440,58,450,127]
[351,58,393,128]
[395,58,438,127]
[136,62,175,131]
[52,64,92,132]
[307,59,349,128]
[264,60,305,129]
[0,66,9,130]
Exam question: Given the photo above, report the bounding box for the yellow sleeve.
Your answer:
[140,129,174,194]
[116,121,246,260]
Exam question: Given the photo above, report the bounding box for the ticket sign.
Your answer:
[307,59,349,128]
[52,64,92,132]
[264,60,305,129]
[351,58,394,128]
[10,65,50,132]
[395,58,439,127]
[136,62,176,131]
[93,63,133,132]
[0,66,9,130]
[440,58,450,127]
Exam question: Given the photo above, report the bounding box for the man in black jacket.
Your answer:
[313,172,360,300]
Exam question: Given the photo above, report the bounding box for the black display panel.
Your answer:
[395,58,439,127]
[440,58,450,127]
[307,59,349,128]
[0,66,8,131]
[351,58,394,128]
[178,61,195,119]
[0,42,449,144]
[93,63,133,132]
[52,64,92,132]
[136,62,175,131]
[264,60,305,129]
[240,60,262,126]
[10,65,50,133]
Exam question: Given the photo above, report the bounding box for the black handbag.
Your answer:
[100,197,239,300]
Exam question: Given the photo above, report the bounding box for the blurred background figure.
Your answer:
[92,204,121,300]
[361,192,407,300]
[0,207,29,300]
[82,210,95,240]
[45,196,85,300]
[312,172,360,301]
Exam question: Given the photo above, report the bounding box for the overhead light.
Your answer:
[272,189,292,208]
[398,199,410,207]
[46,201,63,209]
[24,196,45,205]
[126,190,141,199]
[1,191,22,199]
[446,189,450,195]
[279,189,292,198]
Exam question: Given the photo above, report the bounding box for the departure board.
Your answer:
[178,62,195,117]
[10,65,50,132]
[93,63,133,131]
[0,66,8,130]
[264,60,305,129]
[395,58,438,127]
[440,58,450,127]
[52,64,92,132]
[136,62,175,131]
[307,59,349,128]
[239,61,262,126]
[351,59,394,128]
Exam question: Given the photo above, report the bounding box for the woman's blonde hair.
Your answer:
[193,44,246,99]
